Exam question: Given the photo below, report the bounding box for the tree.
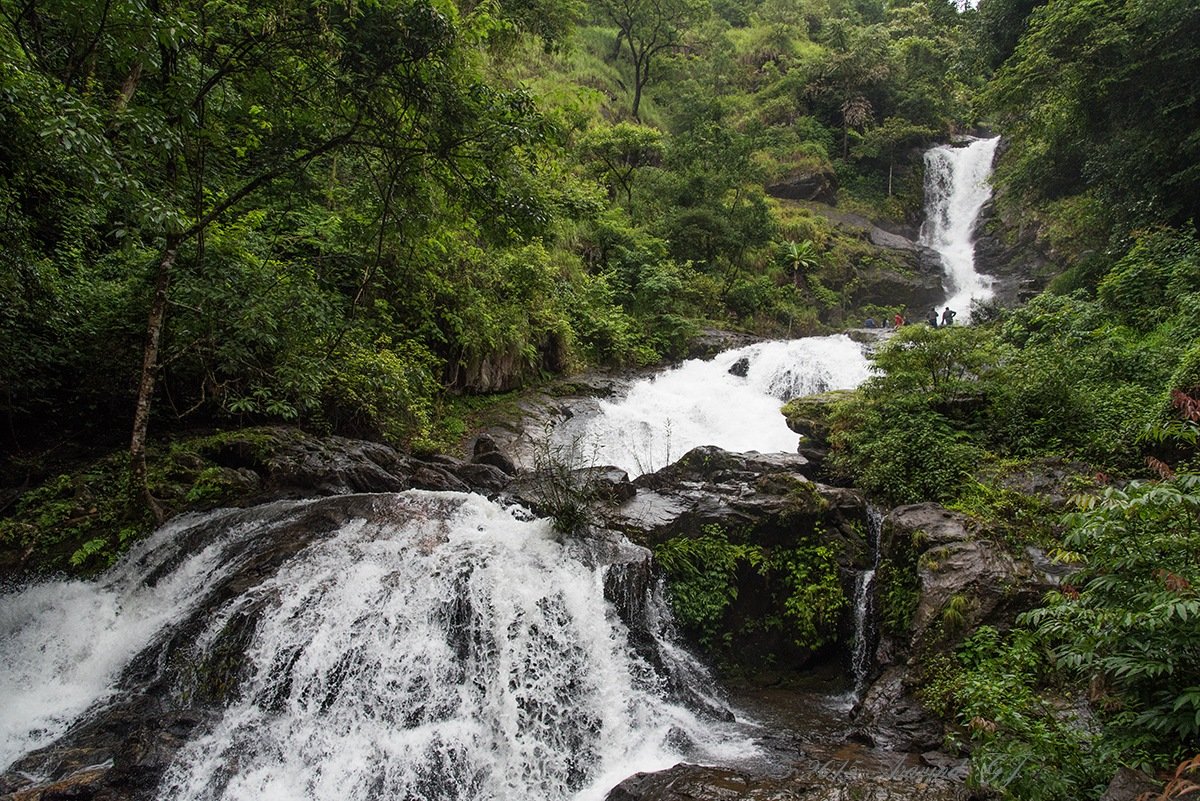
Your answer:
[983,0,1200,243]
[840,94,874,157]
[579,122,665,212]
[1,0,546,514]
[596,0,708,119]
[1024,469,1200,751]
[776,240,821,287]
[856,117,936,195]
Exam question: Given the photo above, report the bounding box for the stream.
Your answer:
[0,136,998,800]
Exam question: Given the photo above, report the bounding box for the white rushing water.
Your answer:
[921,136,1001,320]
[0,509,253,771]
[159,492,752,801]
[0,491,751,799]
[551,336,871,477]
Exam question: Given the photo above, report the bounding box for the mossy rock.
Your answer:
[781,390,855,445]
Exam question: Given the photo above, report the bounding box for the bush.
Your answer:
[828,395,983,506]
[1025,475,1200,755]
[940,627,1118,801]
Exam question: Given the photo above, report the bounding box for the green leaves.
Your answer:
[983,0,1200,245]
[1029,473,1200,749]
[654,527,846,659]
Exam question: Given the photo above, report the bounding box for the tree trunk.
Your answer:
[114,61,143,114]
[632,68,644,120]
[129,238,179,521]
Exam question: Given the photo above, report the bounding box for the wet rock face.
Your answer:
[971,197,1057,304]
[595,446,872,673]
[607,447,868,565]
[689,330,764,361]
[196,428,522,503]
[766,168,838,205]
[853,503,1061,750]
[605,761,972,801]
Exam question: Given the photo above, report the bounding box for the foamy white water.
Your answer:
[2,492,754,798]
[921,136,1001,320]
[0,509,249,771]
[552,336,871,477]
[146,492,753,801]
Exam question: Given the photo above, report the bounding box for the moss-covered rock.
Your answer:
[0,426,520,578]
[781,390,855,447]
[598,446,871,677]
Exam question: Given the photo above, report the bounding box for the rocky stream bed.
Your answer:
[0,357,1130,801]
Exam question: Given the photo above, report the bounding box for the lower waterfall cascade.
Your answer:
[0,492,756,801]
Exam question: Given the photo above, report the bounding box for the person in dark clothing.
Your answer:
[926,309,939,327]
[941,307,957,326]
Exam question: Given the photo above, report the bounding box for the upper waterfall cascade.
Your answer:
[0,492,754,800]
[549,336,872,478]
[921,136,1002,318]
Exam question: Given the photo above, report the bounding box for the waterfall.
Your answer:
[0,509,246,770]
[0,492,755,800]
[921,136,1001,320]
[848,507,883,698]
[549,336,872,477]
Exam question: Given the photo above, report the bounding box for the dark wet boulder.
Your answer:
[605,760,972,801]
[595,447,873,674]
[765,167,838,205]
[470,434,518,475]
[450,463,512,492]
[688,329,763,361]
[613,447,867,562]
[854,503,1065,750]
[265,436,411,496]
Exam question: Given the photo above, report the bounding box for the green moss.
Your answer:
[655,524,847,672]
[1,427,296,575]
[876,554,921,639]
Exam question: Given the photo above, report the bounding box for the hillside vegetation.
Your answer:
[3,1,1200,796]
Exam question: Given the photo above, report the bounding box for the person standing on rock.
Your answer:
[941,307,956,326]
[926,309,939,327]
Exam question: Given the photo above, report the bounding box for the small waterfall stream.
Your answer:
[921,136,1001,319]
[550,336,872,477]
[848,507,883,698]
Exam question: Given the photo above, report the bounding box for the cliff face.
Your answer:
[972,196,1059,305]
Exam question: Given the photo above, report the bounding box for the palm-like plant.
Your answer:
[777,239,821,287]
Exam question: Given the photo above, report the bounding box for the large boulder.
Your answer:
[766,168,839,205]
[197,428,517,501]
[971,194,1058,305]
[854,503,1064,749]
[609,447,868,563]
[605,761,971,801]
[596,447,872,674]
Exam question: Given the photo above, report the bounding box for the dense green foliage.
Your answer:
[919,470,1200,799]
[653,525,845,668]
[982,0,1200,252]
[830,228,1198,507]
[833,225,1200,795]
[1,0,983,474]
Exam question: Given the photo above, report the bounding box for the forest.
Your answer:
[2,0,1199,798]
